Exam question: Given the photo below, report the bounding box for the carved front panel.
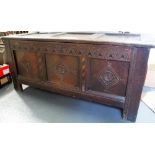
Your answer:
[46,54,80,91]
[14,50,43,80]
[86,58,130,96]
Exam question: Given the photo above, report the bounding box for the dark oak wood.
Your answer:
[2,32,154,122]
[123,47,150,121]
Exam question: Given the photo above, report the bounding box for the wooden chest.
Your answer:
[2,32,155,122]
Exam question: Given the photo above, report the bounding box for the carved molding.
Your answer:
[87,46,130,61]
[12,44,131,61]
[87,50,129,61]
[81,56,87,91]
[81,57,86,79]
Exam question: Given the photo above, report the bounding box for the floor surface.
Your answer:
[0,84,155,123]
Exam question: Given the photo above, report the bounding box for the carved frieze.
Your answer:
[12,43,131,61]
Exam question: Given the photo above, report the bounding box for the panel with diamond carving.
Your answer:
[98,63,120,89]
[86,58,130,96]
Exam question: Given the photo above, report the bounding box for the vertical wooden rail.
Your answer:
[81,56,86,92]
[3,39,23,91]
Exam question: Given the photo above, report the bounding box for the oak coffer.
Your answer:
[2,32,155,122]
